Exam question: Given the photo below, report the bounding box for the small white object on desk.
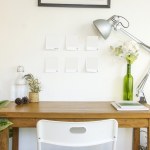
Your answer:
[111,101,149,111]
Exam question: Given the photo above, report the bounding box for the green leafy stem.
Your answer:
[24,74,41,93]
[0,119,13,132]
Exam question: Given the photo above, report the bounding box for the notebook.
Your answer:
[111,101,149,111]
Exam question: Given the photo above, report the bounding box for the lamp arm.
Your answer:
[119,28,150,52]
[134,67,150,103]
[136,65,150,103]
[136,69,150,95]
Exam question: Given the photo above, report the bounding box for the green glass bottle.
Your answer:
[123,64,133,100]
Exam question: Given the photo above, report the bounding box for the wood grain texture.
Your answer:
[133,128,140,150]
[147,119,150,150]
[1,101,150,119]
[8,118,148,128]
[0,101,150,150]
[0,128,9,150]
[12,128,19,150]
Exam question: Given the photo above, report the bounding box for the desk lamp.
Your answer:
[93,15,150,103]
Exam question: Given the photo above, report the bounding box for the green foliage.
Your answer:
[24,74,41,93]
[110,45,123,56]
[0,119,13,132]
[126,53,139,64]
[0,100,10,108]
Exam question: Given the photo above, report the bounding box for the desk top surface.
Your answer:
[0,101,150,119]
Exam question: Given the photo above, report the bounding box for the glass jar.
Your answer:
[15,66,27,99]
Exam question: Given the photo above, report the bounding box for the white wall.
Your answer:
[0,0,150,149]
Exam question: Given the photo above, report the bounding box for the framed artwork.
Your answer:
[38,0,111,8]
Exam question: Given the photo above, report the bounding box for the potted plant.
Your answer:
[110,40,139,101]
[24,74,41,102]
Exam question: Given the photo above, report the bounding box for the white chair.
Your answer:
[36,119,118,150]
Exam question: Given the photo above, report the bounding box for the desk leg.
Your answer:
[133,128,140,150]
[0,128,9,150]
[12,127,19,150]
[148,124,150,150]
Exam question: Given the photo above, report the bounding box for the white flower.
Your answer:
[110,40,139,64]
[123,40,139,54]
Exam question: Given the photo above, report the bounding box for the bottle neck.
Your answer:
[127,64,131,74]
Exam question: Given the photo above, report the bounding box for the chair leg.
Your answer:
[112,140,117,150]
[37,142,42,150]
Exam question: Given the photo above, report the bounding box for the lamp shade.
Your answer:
[93,19,112,39]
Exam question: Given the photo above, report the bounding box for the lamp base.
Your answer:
[139,96,147,104]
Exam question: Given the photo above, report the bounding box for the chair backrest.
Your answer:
[37,119,118,150]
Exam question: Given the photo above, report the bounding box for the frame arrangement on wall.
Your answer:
[38,0,111,8]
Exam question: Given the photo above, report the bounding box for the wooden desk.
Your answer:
[0,101,150,150]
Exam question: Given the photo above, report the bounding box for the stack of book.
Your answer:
[111,101,149,111]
